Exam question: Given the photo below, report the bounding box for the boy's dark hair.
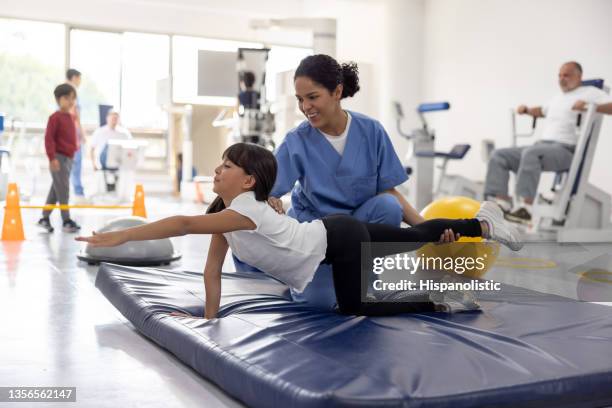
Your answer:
[242,71,256,88]
[54,83,76,102]
[66,68,81,81]
[294,54,360,99]
[206,143,277,214]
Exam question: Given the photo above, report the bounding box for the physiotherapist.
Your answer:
[235,54,428,307]
[268,54,425,227]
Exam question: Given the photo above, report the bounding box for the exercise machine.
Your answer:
[212,48,276,151]
[512,79,612,242]
[0,115,30,201]
[395,101,485,211]
[100,139,148,202]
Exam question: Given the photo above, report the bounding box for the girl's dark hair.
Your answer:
[206,143,277,214]
[294,54,360,99]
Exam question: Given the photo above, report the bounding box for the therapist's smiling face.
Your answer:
[294,76,342,129]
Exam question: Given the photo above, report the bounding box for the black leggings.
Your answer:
[321,214,482,316]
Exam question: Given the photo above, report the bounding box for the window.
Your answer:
[172,36,262,105]
[0,18,65,125]
[70,29,170,128]
[69,29,122,126]
[0,16,308,129]
[121,32,169,128]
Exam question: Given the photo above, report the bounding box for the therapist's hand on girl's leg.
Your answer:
[437,229,460,244]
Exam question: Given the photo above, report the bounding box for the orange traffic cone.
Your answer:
[2,183,25,241]
[132,184,147,218]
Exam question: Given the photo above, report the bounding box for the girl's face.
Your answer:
[294,76,342,130]
[213,159,255,198]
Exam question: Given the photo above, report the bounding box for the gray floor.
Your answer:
[0,193,242,408]
[3,180,612,407]
[484,242,612,303]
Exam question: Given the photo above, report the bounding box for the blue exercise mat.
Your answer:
[96,264,612,407]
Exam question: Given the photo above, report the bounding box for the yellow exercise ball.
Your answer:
[418,196,499,278]
[420,196,482,242]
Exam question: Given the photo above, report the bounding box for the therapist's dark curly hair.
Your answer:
[295,54,360,99]
[206,143,277,214]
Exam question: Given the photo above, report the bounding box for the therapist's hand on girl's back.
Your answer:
[75,231,127,247]
[267,197,285,214]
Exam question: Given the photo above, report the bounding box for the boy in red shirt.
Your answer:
[37,84,82,233]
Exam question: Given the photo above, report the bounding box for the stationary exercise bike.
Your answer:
[394,101,488,211]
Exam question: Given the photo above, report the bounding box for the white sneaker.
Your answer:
[476,201,523,251]
[489,196,512,214]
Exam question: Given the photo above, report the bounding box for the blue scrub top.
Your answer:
[270,111,408,222]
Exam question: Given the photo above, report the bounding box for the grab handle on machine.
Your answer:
[417,102,450,113]
[524,106,584,135]
[511,109,538,147]
[394,101,450,139]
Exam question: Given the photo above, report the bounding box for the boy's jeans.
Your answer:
[70,147,84,196]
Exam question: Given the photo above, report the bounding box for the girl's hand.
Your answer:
[75,230,128,247]
[267,197,285,214]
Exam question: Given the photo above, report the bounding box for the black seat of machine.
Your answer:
[415,144,471,159]
[405,144,471,175]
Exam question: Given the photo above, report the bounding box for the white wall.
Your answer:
[421,0,612,196]
[380,0,425,157]
[299,0,425,156]
[297,0,389,120]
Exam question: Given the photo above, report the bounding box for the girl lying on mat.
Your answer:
[77,143,522,317]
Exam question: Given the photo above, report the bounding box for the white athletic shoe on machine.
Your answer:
[476,201,523,251]
[488,196,512,214]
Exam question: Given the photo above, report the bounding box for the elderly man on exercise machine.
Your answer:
[484,61,612,223]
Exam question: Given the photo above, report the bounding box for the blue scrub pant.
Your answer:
[70,147,84,196]
[352,193,403,226]
[232,193,403,309]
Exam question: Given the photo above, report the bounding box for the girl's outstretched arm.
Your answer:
[203,233,229,319]
[76,210,256,247]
